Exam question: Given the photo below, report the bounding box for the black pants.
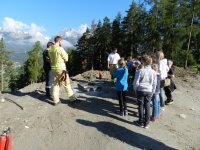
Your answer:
[164,86,172,100]
[45,70,51,96]
[137,91,152,126]
[117,91,127,112]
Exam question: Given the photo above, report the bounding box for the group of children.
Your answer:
[113,50,176,129]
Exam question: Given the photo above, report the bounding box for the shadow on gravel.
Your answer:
[10,90,55,105]
[68,96,136,125]
[77,119,177,150]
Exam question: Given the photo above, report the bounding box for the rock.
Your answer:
[179,114,186,119]
[0,98,5,103]
[25,126,29,129]
[190,108,195,111]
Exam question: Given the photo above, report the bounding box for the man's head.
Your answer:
[47,42,54,48]
[54,36,62,46]
[113,48,118,53]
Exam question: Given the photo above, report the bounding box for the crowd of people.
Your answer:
[43,36,176,129]
[108,48,176,129]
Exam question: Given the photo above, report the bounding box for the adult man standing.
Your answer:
[107,48,121,82]
[49,36,76,105]
[43,42,54,97]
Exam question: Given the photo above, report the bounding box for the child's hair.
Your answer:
[118,59,127,73]
[152,63,158,72]
[142,55,152,65]
[118,59,126,67]
[156,50,164,61]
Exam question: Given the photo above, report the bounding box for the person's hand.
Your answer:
[107,65,110,70]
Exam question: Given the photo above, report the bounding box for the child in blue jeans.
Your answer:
[113,59,129,116]
[134,55,157,128]
[151,64,161,121]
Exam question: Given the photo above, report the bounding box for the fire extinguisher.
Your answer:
[0,128,12,150]
[98,71,103,79]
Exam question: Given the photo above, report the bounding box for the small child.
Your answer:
[113,59,129,116]
[151,64,161,121]
[134,55,157,128]
[164,60,176,105]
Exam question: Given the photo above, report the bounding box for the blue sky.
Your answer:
[0,0,135,36]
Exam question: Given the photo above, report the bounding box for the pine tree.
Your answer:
[14,41,44,88]
[111,13,123,55]
[0,38,14,91]
[25,41,44,83]
[122,2,146,57]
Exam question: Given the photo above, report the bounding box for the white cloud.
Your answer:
[80,24,88,33]
[0,17,50,45]
[59,24,88,38]
[2,17,28,32]
[62,40,73,48]
[28,23,50,45]
[29,23,45,36]
[0,17,85,49]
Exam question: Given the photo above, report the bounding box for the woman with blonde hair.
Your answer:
[113,59,129,116]
[155,50,169,111]
[151,63,161,121]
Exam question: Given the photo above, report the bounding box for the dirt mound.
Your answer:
[72,70,111,81]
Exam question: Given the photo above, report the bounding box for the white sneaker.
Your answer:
[161,107,165,111]
[144,124,150,129]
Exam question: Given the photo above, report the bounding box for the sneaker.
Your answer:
[135,121,144,128]
[144,124,150,129]
[165,99,170,105]
[161,107,165,111]
[124,110,128,116]
[166,100,174,105]
[150,117,156,122]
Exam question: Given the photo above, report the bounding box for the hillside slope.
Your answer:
[0,70,200,150]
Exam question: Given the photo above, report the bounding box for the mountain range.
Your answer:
[0,26,86,64]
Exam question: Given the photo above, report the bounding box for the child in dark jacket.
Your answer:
[165,60,176,105]
[113,59,129,116]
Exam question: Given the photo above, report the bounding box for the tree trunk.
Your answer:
[185,0,195,69]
